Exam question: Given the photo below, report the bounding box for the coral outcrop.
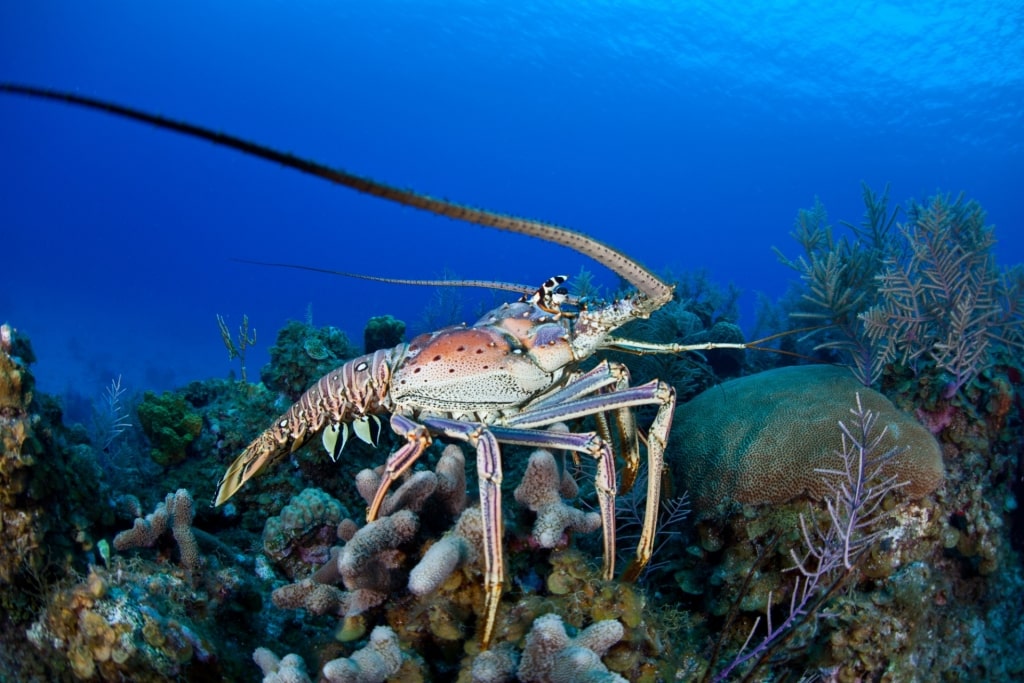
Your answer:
[363,315,406,354]
[0,323,46,585]
[26,562,236,681]
[261,320,358,401]
[263,487,348,579]
[670,365,945,515]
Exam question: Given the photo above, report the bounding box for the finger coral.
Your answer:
[514,449,601,548]
[113,488,201,570]
[355,443,467,517]
[253,647,313,683]
[408,507,483,596]
[516,613,626,683]
[321,625,404,683]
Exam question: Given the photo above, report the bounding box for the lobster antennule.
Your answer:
[230,258,548,298]
[0,83,674,304]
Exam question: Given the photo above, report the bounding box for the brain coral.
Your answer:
[669,365,944,515]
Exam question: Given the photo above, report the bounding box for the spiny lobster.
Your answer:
[0,83,756,648]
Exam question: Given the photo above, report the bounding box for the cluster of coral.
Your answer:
[0,188,1021,682]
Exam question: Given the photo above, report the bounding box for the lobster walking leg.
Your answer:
[486,425,618,580]
[418,418,505,648]
[366,414,433,521]
[502,377,677,582]
[527,361,641,492]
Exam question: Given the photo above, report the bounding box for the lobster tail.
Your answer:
[213,403,311,506]
[212,349,395,506]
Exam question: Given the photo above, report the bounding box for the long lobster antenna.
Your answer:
[0,83,673,304]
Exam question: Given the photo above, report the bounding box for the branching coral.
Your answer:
[267,441,612,672]
[113,488,201,570]
[253,626,406,683]
[469,612,629,682]
[513,449,601,549]
[778,187,1023,395]
[408,507,483,596]
[516,613,626,683]
[254,647,313,683]
[271,447,473,623]
[321,625,404,683]
[861,193,1013,396]
[272,509,420,619]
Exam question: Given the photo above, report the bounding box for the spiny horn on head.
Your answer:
[0,83,673,303]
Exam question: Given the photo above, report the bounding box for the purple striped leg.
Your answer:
[502,373,676,582]
[365,414,433,522]
[422,416,619,648]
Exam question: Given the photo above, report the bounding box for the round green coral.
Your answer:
[364,315,406,353]
[136,391,203,467]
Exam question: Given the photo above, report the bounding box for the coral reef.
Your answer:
[261,319,359,401]
[363,315,406,354]
[136,391,203,467]
[263,487,349,579]
[670,364,944,515]
[113,489,201,571]
[515,613,626,683]
[1,179,1021,683]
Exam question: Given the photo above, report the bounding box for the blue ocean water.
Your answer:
[1,0,1021,412]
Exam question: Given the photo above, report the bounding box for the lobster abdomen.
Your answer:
[214,347,399,505]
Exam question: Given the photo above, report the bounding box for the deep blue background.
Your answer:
[1,1,1021,407]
